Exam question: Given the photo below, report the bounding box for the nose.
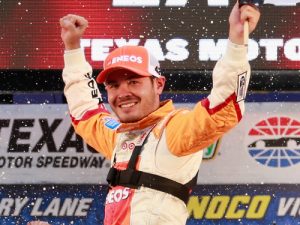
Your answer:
[117,81,132,99]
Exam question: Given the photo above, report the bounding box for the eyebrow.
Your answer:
[104,80,116,86]
[105,74,144,85]
[125,74,143,79]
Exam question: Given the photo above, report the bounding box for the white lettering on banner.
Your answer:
[165,38,189,61]
[200,38,300,61]
[144,39,165,60]
[210,0,300,6]
[264,0,300,6]
[259,39,284,61]
[165,0,188,6]
[31,198,93,216]
[0,198,29,216]
[246,39,260,61]
[106,188,130,204]
[81,39,91,52]
[114,39,140,47]
[112,0,300,7]
[284,38,300,60]
[112,0,188,7]
[85,39,142,61]
[198,39,227,61]
[207,0,229,6]
[258,38,300,61]
[82,38,189,62]
[82,38,300,63]
[91,39,113,61]
[278,197,300,216]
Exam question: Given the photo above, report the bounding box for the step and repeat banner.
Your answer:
[0,102,300,224]
[0,0,300,70]
[1,184,300,225]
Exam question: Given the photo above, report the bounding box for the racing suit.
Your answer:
[62,40,250,225]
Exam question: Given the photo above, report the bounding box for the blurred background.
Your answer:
[0,0,299,224]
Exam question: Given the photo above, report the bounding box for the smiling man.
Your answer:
[99,46,165,123]
[59,2,260,225]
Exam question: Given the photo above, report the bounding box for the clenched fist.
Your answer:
[229,2,260,45]
[60,14,88,50]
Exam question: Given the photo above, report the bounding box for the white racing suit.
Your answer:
[62,41,250,225]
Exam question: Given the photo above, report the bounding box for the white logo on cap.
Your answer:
[108,55,143,65]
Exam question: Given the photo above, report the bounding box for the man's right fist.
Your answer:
[59,14,88,50]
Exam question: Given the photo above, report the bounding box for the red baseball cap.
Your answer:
[96,45,161,84]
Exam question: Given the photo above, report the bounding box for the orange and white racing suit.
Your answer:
[62,41,250,225]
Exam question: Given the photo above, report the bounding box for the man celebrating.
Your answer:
[59,2,260,225]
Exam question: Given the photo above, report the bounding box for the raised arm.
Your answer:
[166,2,261,156]
[229,1,261,45]
[60,14,116,159]
[60,14,88,50]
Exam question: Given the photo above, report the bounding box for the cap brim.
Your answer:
[96,66,153,84]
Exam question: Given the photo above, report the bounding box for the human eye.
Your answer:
[128,79,139,85]
[105,82,118,89]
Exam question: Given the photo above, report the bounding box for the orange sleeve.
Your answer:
[166,41,249,156]
[166,94,240,156]
[72,108,117,160]
[62,49,117,159]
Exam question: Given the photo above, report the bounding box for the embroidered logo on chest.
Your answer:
[121,142,136,151]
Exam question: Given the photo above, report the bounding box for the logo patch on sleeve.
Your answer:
[236,72,247,102]
[103,117,121,130]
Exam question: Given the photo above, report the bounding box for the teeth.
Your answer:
[120,103,135,108]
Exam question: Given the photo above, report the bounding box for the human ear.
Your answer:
[155,76,166,94]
